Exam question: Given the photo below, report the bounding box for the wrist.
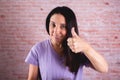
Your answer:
[83,45,92,55]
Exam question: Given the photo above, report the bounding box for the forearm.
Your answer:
[67,28,108,72]
[84,46,108,73]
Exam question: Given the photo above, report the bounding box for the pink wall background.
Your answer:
[0,0,120,80]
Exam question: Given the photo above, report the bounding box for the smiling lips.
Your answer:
[54,36,62,42]
[55,36,61,40]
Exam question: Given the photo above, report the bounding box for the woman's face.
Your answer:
[49,14,67,45]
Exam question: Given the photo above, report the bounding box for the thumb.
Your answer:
[71,27,78,38]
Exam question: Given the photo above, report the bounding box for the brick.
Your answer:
[0,0,120,80]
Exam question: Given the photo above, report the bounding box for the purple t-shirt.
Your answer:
[25,39,87,80]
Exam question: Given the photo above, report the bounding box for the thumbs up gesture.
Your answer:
[67,27,90,53]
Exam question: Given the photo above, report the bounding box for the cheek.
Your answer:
[49,30,53,36]
[49,27,54,36]
[63,30,67,37]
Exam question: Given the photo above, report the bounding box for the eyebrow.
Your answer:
[50,21,55,24]
[50,21,66,26]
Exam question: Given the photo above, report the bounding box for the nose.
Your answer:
[54,26,61,34]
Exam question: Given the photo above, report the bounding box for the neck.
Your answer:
[51,39,64,56]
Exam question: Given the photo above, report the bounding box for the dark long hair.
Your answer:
[46,6,89,73]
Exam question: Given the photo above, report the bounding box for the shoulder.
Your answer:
[34,39,49,48]
[27,39,50,58]
[25,39,50,65]
[32,39,50,52]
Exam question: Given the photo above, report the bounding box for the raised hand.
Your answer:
[67,28,108,73]
[67,27,90,53]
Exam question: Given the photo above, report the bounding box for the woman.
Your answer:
[25,6,108,80]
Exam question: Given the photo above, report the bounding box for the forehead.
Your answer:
[50,14,66,24]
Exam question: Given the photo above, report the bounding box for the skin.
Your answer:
[67,27,108,73]
[27,14,108,80]
[49,14,67,56]
[27,14,67,80]
[27,64,38,80]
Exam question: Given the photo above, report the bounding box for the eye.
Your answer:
[50,22,56,28]
[52,23,56,28]
[60,24,66,29]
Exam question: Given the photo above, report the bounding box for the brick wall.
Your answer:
[0,0,120,80]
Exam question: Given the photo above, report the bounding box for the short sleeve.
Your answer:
[25,45,39,66]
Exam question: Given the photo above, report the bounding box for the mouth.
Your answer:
[51,34,65,43]
[54,36,61,41]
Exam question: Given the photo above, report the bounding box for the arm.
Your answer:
[27,64,39,80]
[83,45,108,73]
[67,27,108,73]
